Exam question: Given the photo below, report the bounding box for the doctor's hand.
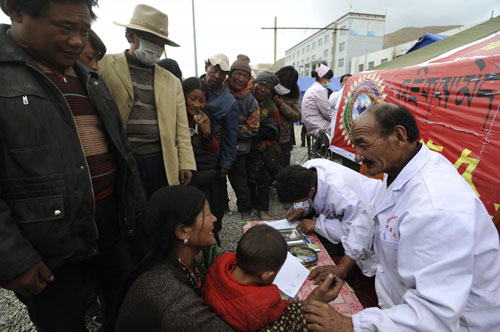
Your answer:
[309,265,348,283]
[285,207,304,221]
[297,218,316,234]
[303,299,354,332]
[306,273,343,304]
[1,261,54,297]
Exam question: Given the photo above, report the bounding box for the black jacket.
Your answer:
[0,25,147,282]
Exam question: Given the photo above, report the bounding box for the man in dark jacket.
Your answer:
[202,53,240,175]
[0,0,146,330]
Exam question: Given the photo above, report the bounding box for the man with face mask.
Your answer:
[99,4,196,198]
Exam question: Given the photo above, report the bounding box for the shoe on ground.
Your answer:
[240,211,254,221]
[258,210,271,221]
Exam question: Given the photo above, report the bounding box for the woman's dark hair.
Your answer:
[157,58,183,80]
[275,165,317,203]
[8,0,98,21]
[88,29,106,60]
[182,77,209,101]
[110,186,206,330]
[311,69,333,81]
[371,103,420,142]
[275,65,300,98]
[236,225,288,275]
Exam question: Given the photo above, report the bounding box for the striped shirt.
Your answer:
[125,52,162,156]
[42,66,117,200]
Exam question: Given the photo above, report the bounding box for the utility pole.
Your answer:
[274,16,277,64]
[192,0,198,76]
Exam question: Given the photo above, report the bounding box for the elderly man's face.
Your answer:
[205,64,228,89]
[252,82,271,103]
[351,111,399,176]
[230,69,250,91]
[11,1,90,71]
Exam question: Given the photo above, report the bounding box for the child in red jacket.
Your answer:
[203,225,290,331]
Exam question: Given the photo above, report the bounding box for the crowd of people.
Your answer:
[1,1,499,332]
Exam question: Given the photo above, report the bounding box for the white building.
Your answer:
[284,12,385,77]
[349,23,479,74]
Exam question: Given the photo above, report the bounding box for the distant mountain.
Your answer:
[383,25,461,48]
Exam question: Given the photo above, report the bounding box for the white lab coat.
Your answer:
[301,82,332,136]
[293,159,383,244]
[344,144,500,332]
[328,87,344,138]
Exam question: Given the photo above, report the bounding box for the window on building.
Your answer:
[339,42,345,52]
[368,61,374,69]
[307,45,310,52]
[324,49,328,57]
[359,64,364,72]
[312,55,315,61]
[338,58,344,67]
[312,41,316,49]
[306,57,310,62]
[340,25,347,36]
[325,34,329,43]
[302,48,305,55]
[381,58,388,64]
[318,39,322,46]
[302,59,304,64]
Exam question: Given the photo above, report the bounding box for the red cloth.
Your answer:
[203,253,290,331]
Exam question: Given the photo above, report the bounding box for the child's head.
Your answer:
[236,225,288,285]
[275,165,317,203]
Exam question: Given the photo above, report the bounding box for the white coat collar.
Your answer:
[387,142,429,192]
[374,143,428,215]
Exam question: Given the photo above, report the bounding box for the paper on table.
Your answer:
[273,252,310,298]
[266,218,300,230]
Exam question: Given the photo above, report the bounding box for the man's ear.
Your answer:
[392,125,408,147]
[308,187,316,199]
[260,271,277,284]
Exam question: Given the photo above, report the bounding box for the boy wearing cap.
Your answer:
[226,55,260,220]
[99,4,196,198]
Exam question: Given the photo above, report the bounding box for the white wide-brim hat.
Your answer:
[114,4,180,47]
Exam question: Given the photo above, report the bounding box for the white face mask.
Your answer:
[134,38,164,66]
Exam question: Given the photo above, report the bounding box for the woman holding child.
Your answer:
[114,186,342,332]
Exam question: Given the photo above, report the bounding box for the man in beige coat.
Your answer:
[99,4,195,197]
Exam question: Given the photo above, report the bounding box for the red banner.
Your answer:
[331,34,500,215]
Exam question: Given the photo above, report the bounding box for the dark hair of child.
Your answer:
[236,225,288,275]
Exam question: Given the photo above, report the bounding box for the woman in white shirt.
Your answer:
[301,64,334,136]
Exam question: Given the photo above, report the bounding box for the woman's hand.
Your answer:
[297,218,316,234]
[285,207,304,221]
[193,111,211,137]
[306,273,343,304]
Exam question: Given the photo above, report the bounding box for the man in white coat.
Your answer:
[276,159,382,245]
[305,103,500,332]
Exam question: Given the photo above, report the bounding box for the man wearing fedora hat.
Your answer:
[99,4,196,198]
[0,0,147,330]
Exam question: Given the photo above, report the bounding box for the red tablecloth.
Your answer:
[243,220,364,316]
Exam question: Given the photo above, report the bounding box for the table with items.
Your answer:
[243,220,364,316]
